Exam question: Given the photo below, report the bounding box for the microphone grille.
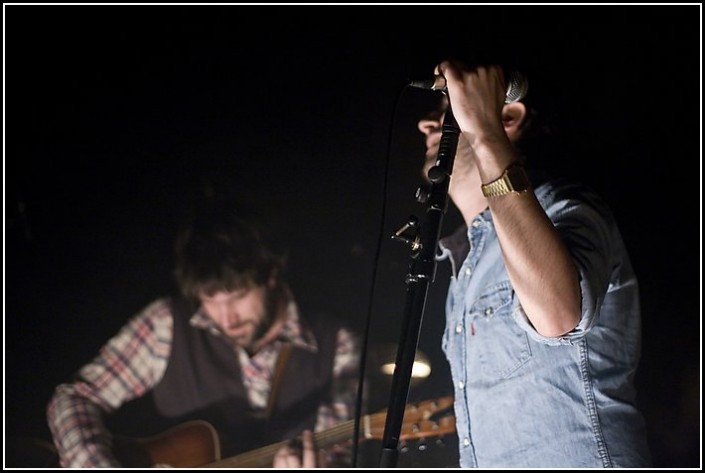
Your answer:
[505,70,528,103]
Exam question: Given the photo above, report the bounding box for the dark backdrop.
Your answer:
[5,5,700,468]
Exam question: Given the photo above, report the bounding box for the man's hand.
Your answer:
[273,430,319,468]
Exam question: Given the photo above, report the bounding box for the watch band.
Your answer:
[481,163,531,198]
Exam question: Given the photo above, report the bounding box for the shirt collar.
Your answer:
[439,209,495,276]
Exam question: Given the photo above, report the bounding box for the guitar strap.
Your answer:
[265,342,292,421]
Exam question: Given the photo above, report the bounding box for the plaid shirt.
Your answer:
[47,297,360,467]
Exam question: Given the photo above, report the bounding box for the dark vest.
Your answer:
[110,297,341,459]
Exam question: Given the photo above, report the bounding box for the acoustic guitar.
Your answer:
[114,395,455,467]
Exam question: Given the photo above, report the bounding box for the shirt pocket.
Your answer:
[468,283,532,380]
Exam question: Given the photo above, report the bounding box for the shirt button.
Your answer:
[484,307,494,316]
[464,267,472,276]
[455,324,463,333]
[463,437,470,446]
[458,381,465,389]
[472,219,482,228]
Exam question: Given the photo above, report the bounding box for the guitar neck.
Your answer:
[134,396,454,468]
[203,415,375,468]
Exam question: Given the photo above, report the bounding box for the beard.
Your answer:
[250,284,282,343]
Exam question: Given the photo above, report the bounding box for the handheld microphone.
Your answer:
[409,70,528,103]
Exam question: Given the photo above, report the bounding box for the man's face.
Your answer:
[199,284,276,351]
[417,101,446,177]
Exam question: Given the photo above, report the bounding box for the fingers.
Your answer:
[273,445,301,468]
[301,430,316,467]
[272,446,288,468]
[436,59,455,80]
[436,60,505,93]
[272,430,317,468]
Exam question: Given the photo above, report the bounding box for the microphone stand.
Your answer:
[379,102,459,468]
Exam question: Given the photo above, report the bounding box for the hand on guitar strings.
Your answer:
[273,430,319,468]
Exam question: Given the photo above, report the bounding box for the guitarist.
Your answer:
[46,201,361,467]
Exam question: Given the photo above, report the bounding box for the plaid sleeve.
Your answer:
[46,298,173,467]
[313,326,362,467]
[314,326,361,431]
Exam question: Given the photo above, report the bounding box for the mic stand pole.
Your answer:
[379,102,459,468]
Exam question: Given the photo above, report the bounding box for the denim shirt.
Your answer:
[438,178,651,468]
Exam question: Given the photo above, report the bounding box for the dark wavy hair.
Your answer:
[174,202,287,300]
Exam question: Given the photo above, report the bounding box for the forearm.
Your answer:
[489,190,581,337]
[47,384,120,467]
[476,140,581,337]
[46,299,172,466]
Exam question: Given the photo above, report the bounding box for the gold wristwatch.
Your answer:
[481,163,531,198]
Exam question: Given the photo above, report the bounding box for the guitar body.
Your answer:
[114,420,219,467]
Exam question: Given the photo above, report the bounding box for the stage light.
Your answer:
[380,349,431,379]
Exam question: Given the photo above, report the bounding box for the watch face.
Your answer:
[507,166,530,192]
[481,163,530,197]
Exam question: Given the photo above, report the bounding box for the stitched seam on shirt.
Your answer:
[579,339,612,467]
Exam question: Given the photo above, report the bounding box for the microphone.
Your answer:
[409,70,528,103]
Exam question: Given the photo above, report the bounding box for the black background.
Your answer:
[5,4,701,468]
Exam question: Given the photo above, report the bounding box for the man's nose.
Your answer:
[218,302,237,323]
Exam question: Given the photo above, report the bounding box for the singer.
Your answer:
[415,59,651,467]
[46,201,361,468]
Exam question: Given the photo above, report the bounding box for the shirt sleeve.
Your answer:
[313,326,361,467]
[314,326,361,431]
[46,298,173,467]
